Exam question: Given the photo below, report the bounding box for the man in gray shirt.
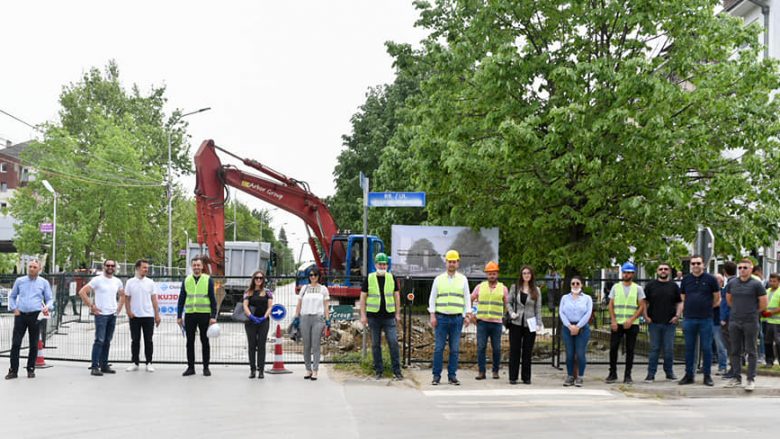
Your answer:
[725,258,768,391]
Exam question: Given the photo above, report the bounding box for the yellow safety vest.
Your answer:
[366,272,396,313]
[767,287,780,325]
[613,283,639,325]
[477,281,505,320]
[434,272,467,315]
[184,274,211,314]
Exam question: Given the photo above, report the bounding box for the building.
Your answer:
[0,140,33,208]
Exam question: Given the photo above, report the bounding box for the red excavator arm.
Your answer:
[194,139,342,276]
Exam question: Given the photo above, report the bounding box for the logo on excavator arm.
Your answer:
[241,180,284,201]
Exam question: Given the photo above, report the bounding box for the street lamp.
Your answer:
[41,179,57,273]
[167,107,211,273]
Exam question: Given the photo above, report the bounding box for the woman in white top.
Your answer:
[294,270,330,380]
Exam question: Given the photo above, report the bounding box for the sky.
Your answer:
[0,0,428,263]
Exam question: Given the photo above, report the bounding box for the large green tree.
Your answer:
[392,0,780,275]
[10,61,191,269]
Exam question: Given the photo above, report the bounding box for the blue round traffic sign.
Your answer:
[270,304,287,321]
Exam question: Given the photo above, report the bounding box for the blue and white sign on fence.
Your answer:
[270,304,287,321]
[367,192,426,208]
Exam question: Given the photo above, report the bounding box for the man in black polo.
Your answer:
[678,255,720,386]
[643,263,682,382]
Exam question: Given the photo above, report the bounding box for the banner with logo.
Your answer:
[154,281,182,317]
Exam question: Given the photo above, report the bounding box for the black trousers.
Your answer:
[185,313,211,368]
[245,319,270,372]
[609,324,639,376]
[130,317,155,365]
[10,312,40,372]
[508,324,536,382]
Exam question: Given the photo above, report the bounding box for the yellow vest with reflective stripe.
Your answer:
[477,281,505,320]
[184,274,211,314]
[366,272,396,313]
[767,287,780,324]
[434,272,467,314]
[614,283,639,325]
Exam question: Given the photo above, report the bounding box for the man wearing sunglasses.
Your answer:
[678,255,720,386]
[78,259,125,376]
[724,258,768,391]
[643,263,682,383]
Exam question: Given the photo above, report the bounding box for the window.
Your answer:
[0,183,7,192]
[0,163,6,173]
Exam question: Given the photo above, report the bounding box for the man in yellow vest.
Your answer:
[428,250,472,385]
[470,261,507,380]
[360,253,403,381]
[761,273,780,367]
[177,256,217,377]
[606,262,646,384]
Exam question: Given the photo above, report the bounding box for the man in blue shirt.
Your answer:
[678,255,720,386]
[5,260,53,380]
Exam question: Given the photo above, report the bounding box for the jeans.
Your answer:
[683,318,713,377]
[185,313,211,368]
[300,314,325,372]
[91,314,116,369]
[609,324,639,377]
[712,323,728,371]
[766,323,780,366]
[10,312,40,373]
[129,317,155,365]
[245,319,270,372]
[476,320,502,374]
[720,322,732,372]
[432,313,463,379]
[508,324,536,382]
[562,325,590,377]
[368,316,401,375]
[647,323,676,378]
[729,319,758,381]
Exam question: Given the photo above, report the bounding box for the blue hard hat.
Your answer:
[621,262,637,273]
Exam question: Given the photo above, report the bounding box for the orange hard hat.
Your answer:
[484,261,499,273]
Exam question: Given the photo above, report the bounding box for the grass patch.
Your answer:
[332,347,395,378]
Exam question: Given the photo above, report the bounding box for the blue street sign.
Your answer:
[270,304,287,321]
[367,192,426,208]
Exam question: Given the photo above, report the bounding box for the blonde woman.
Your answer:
[294,270,330,380]
[243,271,273,379]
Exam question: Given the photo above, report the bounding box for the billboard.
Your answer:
[391,225,499,277]
[154,281,182,317]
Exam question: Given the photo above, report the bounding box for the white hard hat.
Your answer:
[206,323,221,338]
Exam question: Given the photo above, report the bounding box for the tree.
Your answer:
[449,229,496,271]
[392,0,780,275]
[405,238,444,269]
[10,61,192,269]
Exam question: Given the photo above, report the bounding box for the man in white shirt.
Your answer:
[78,259,125,376]
[124,259,161,372]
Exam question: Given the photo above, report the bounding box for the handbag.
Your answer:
[231,300,255,322]
[503,287,518,329]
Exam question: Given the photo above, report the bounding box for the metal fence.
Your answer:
[1,273,717,370]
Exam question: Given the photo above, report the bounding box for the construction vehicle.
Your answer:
[193,139,386,301]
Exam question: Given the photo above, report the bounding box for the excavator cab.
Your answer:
[297,234,386,292]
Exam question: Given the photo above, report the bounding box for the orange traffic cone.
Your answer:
[265,323,292,374]
[35,335,51,369]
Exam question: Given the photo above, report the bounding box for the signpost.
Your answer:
[696,227,715,267]
[367,192,426,208]
[270,304,287,321]
[40,223,53,233]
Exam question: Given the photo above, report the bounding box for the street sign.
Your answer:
[40,223,53,233]
[270,304,287,321]
[329,304,355,321]
[367,192,426,208]
[179,249,187,256]
[696,227,715,266]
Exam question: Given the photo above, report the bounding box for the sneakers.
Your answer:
[703,375,714,387]
[574,377,584,387]
[448,377,461,386]
[563,376,575,387]
[182,367,196,377]
[5,369,17,380]
[101,366,117,374]
[623,375,634,385]
[643,375,654,384]
[492,371,500,380]
[605,373,618,384]
[724,378,742,388]
[475,372,486,380]
[745,380,755,391]
[393,372,404,381]
[678,375,695,385]
[126,364,139,372]
[90,367,104,377]
[146,364,155,373]
[431,376,441,386]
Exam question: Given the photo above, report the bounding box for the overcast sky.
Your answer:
[0,0,427,263]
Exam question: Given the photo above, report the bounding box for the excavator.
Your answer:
[193,139,386,301]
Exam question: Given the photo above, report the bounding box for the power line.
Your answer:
[19,158,165,188]
[0,108,40,131]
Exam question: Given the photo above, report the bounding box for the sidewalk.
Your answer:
[405,363,780,398]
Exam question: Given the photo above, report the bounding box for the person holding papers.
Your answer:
[506,265,542,385]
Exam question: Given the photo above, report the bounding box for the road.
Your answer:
[1,361,779,438]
